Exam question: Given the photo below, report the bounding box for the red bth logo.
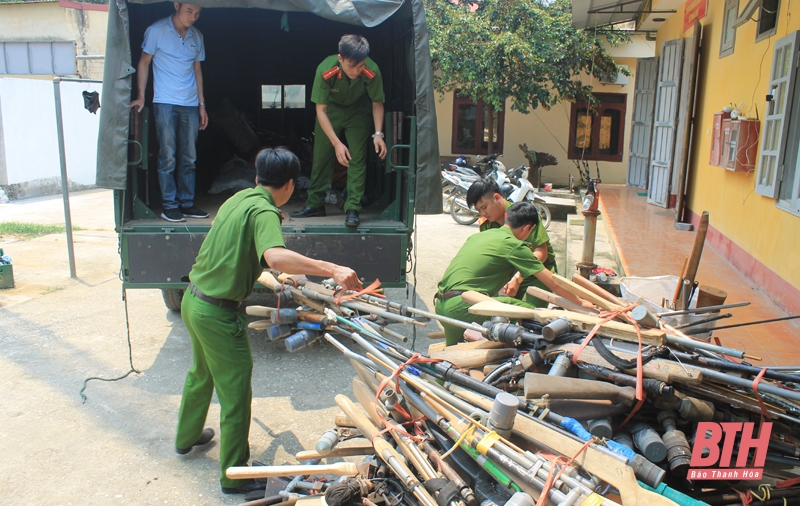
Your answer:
[688,421,772,480]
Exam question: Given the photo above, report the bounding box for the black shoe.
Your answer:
[221,480,266,495]
[175,428,215,455]
[179,205,209,219]
[161,209,186,223]
[289,206,326,218]
[345,209,360,228]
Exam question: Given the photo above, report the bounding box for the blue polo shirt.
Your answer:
[142,16,205,107]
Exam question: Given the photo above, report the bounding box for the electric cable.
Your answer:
[79,287,141,403]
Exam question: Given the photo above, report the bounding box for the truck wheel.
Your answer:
[162,288,184,312]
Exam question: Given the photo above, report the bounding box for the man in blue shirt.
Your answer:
[131,3,209,222]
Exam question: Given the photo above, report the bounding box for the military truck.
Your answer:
[96,0,441,310]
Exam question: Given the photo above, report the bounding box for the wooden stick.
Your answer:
[226,462,361,480]
[551,274,624,314]
[684,211,709,287]
[460,290,492,305]
[525,286,598,315]
[245,305,277,317]
[570,273,625,306]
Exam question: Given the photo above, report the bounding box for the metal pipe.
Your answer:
[657,301,750,316]
[683,314,800,333]
[669,350,800,384]
[336,288,490,333]
[52,78,76,278]
[701,367,800,403]
[664,332,748,359]
[672,312,732,329]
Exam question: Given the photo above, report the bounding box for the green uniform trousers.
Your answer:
[177,290,252,489]
[305,102,372,212]
[435,295,537,346]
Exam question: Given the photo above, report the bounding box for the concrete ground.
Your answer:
[0,189,587,505]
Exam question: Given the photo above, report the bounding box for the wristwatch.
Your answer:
[199,102,206,107]
[371,131,384,138]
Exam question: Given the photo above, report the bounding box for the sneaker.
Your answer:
[179,206,209,219]
[161,209,186,222]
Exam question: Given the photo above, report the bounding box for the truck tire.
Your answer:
[162,288,184,312]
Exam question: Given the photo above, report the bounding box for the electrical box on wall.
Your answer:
[710,112,760,172]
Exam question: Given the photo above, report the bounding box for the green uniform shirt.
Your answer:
[189,186,285,301]
[479,200,556,271]
[438,227,545,295]
[310,55,384,109]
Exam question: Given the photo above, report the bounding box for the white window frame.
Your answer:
[720,0,739,58]
[755,31,800,199]
[0,41,76,76]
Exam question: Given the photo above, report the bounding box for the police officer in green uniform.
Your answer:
[176,148,361,495]
[290,34,387,227]
[434,202,591,346]
[467,177,557,307]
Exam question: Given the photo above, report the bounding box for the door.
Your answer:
[673,21,702,224]
[648,38,684,207]
[627,57,658,189]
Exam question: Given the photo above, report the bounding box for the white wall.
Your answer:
[0,77,102,187]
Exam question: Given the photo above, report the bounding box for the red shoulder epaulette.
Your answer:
[322,66,342,80]
[361,66,376,79]
[478,216,488,226]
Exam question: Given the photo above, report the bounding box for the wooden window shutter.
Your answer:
[756,31,800,198]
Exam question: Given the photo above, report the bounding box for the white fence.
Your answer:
[0,77,102,190]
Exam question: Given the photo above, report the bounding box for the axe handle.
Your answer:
[525,286,597,314]
[570,274,625,306]
[226,462,360,480]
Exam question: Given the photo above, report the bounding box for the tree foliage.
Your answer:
[425,0,630,113]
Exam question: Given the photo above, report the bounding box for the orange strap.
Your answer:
[274,277,300,322]
[335,278,382,305]
[777,476,800,489]
[371,353,446,442]
[535,439,594,506]
[751,368,774,421]
[731,488,753,506]
[571,303,644,404]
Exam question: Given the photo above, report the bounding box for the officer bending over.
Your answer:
[434,201,592,346]
[467,177,557,307]
[176,148,361,495]
[290,34,387,227]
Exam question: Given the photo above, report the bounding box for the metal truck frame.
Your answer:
[96,0,441,309]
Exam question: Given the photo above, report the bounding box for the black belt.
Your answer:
[188,282,240,309]
[433,290,464,305]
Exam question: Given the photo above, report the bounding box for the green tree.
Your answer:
[426,0,629,153]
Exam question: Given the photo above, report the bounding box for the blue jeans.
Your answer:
[153,103,199,210]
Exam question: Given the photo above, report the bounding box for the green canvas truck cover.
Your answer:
[95,0,441,214]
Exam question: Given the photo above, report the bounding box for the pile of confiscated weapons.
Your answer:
[231,270,800,506]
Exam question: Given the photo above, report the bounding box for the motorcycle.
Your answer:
[448,161,552,229]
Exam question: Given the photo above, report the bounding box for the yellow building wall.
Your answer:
[0,2,107,79]
[435,57,639,186]
[654,1,800,291]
